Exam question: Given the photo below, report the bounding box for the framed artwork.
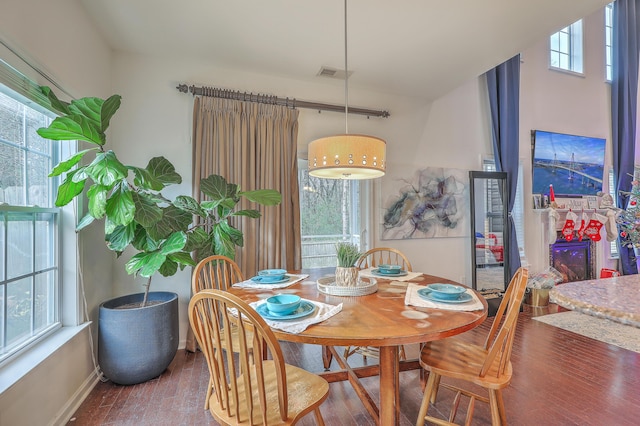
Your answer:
[381,166,469,240]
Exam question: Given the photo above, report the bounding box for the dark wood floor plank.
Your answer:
[67,305,640,425]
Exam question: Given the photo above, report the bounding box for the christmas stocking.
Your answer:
[584,213,607,241]
[605,209,620,242]
[562,211,578,241]
[576,211,589,241]
[548,208,560,244]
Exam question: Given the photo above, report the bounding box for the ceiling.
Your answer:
[79,0,611,101]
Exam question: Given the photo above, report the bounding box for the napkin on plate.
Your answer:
[359,267,422,282]
[404,283,484,311]
[232,273,309,289]
[249,299,343,334]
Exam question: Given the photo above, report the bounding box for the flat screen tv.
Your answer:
[531,130,606,197]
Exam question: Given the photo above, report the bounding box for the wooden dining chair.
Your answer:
[415,267,529,426]
[356,247,413,272]
[192,255,244,293]
[343,247,412,362]
[189,289,329,425]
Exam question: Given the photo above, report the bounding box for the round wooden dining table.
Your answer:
[229,271,488,426]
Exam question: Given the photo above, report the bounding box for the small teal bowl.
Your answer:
[428,283,466,300]
[378,264,402,274]
[258,269,287,280]
[266,294,301,316]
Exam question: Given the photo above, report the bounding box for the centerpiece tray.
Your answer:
[317,276,378,296]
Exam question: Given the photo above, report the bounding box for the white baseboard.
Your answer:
[50,370,101,426]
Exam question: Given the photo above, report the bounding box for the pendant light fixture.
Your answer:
[307,0,386,179]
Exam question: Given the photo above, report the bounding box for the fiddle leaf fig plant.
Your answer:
[37,87,281,306]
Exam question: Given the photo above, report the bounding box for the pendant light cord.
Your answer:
[344,0,349,134]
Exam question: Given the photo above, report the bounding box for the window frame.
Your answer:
[549,19,584,75]
[605,2,614,82]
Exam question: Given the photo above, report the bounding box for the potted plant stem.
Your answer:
[37,87,281,384]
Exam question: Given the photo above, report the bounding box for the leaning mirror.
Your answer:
[469,171,509,291]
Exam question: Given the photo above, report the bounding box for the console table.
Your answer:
[550,275,640,327]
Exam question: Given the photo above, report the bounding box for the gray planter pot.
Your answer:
[98,291,179,385]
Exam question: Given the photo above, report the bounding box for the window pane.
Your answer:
[6,214,33,280]
[559,53,569,70]
[34,271,55,331]
[0,145,25,205]
[550,33,559,51]
[0,94,24,145]
[550,51,560,68]
[26,109,51,154]
[35,212,55,270]
[27,152,51,207]
[559,32,569,53]
[6,277,33,347]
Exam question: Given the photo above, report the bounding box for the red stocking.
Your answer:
[562,211,577,241]
[584,213,606,241]
[576,212,588,241]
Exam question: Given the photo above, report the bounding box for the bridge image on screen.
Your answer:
[532,130,606,197]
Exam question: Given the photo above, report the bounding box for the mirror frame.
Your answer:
[469,171,509,291]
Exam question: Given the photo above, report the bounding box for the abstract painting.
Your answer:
[381,167,468,240]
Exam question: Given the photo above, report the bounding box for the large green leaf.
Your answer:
[132,192,163,227]
[232,209,261,218]
[68,95,122,132]
[40,86,70,115]
[106,222,137,252]
[167,251,195,267]
[147,157,182,185]
[213,224,236,258]
[174,195,206,216]
[125,251,167,277]
[159,231,187,255]
[85,151,128,187]
[37,115,105,146]
[200,174,236,201]
[49,148,97,177]
[76,213,95,232]
[151,205,192,239]
[158,258,178,277]
[87,184,108,218]
[132,226,161,252]
[219,221,243,247]
[105,182,136,226]
[185,227,210,253]
[130,166,163,191]
[240,189,282,206]
[55,170,87,207]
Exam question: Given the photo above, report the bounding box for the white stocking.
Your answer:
[605,209,619,242]
[548,209,559,244]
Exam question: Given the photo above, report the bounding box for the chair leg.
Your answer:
[313,407,325,426]
[430,374,441,404]
[495,389,507,425]
[416,371,438,425]
[488,389,502,425]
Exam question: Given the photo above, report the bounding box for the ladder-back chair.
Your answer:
[189,289,329,425]
[416,267,529,425]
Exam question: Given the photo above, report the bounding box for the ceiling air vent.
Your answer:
[317,67,353,79]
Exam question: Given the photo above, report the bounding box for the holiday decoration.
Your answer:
[561,210,577,241]
[616,179,640,247]
[584,213,606,242]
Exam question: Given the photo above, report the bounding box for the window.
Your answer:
[298,159,361,268]
[609,168,619,258]
[550,20,584,74]
[605,3,614,81]
[0,79,61,363]
[483,159,526,259]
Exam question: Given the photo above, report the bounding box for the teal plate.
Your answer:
[256,300,316,320]
[417,288,473,304]
[371,269,408,277]
[251,275,291,284]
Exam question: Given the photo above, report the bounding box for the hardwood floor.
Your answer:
[67,305,640,425]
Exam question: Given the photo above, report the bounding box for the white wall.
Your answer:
[0,1,112,425]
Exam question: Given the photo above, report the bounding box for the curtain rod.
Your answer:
[176,84,390,118]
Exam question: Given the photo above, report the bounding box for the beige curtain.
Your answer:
[192,96,302,276]
[186,96,302,351]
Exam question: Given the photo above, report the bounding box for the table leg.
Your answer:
[379,345,400,426]
[322,345,333,371]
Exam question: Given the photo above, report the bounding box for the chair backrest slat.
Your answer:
[357,247,413,271]
[192,255,244,293]
[189,290,289,423]
[480,267,528,378]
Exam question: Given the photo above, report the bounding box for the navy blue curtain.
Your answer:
[612,0,640,275]
[486,54,521,280]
